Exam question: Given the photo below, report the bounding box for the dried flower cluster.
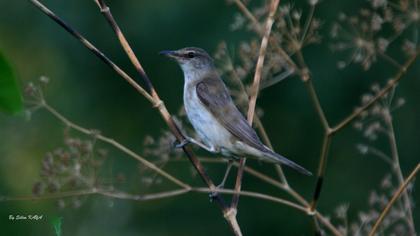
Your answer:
[32,137,108,208]
[225,0,323,89]
[333,173,415,236]
[331,0,420,70]
[329,85,416,235]
[353,83,405,143]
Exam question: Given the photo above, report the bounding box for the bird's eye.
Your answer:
[187,52,195,58]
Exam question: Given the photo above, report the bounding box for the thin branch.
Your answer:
[28,0,154,104]
[94,0,155,96]
[316,213,342,236]
[365,146,394,166]
[310,48,420,212]
[171,156,308,206]
[253,117,289,186]
[247,0,281,124]
[0,180,341,236]
[1,186,306,213]
[232,0,262,33]
[303,79,330,131]
[42,102,190,190]
[193,187,306,213]
[368,163,420,236]
[383,109,416,233]
[29,0,237,233]
[0,189,97,202]
[232,0,298,75]
[332,48,420,133]
[378,50,404,70]
[1,188,190,202]
[310,134,331,212]
[93,0,241,230]
[97,188,190,201]
[232,0,280,211]
[300,4,316,45]
[225,51,289,185]
[90,0,230,208]
[295,45,331,236]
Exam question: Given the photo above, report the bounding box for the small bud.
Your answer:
[395,98,406,107]
[39,76,50,84]
[356,144,369,155]
[337,61,346,69]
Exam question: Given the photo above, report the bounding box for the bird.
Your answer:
[160,47,311,186]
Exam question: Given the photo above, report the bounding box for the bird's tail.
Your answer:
[262,149,312,176]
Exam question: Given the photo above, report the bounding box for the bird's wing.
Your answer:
[196,76,266,151]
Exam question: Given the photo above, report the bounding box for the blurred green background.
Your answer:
[0,0,419,235]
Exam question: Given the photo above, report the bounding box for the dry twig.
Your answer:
[231,0,281,213]
[368,164,420,236]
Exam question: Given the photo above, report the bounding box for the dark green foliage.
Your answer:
[0,52,22,114]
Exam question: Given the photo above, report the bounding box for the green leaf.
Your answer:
[0,52,22,114]
[51,216,63,236]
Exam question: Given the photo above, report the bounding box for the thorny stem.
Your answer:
[232,0,280,213]
[368,164,420,236]
[30,0,238,234]
[383,109,416,233]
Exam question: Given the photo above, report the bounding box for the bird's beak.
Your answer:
[159,50,179,59]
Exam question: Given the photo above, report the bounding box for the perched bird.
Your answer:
[160,47,311,184]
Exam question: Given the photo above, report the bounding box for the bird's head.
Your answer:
[160,47,215,76]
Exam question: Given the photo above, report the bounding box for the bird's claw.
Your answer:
[173,139,190,149]
[209,191,218,201]
[208,184,224,202]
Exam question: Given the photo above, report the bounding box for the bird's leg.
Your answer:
[174,136,218,153]
[218,159,234,189]
[210,160,234,199]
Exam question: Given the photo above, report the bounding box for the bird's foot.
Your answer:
[172,139,191,149]
[209,185,224,201]
[209,163,232,201]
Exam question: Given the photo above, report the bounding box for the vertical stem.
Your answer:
[231,0,281,211]
[295,50,332,219]
[383,109,416,234]
[310,133,332,212]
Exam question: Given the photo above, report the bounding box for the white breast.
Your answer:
[183,81,233,149]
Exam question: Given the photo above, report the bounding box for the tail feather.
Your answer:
[263,150,312,176]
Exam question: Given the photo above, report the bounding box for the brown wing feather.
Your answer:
[196,76,266,152]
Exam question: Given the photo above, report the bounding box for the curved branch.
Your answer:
[368,164,420,236]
